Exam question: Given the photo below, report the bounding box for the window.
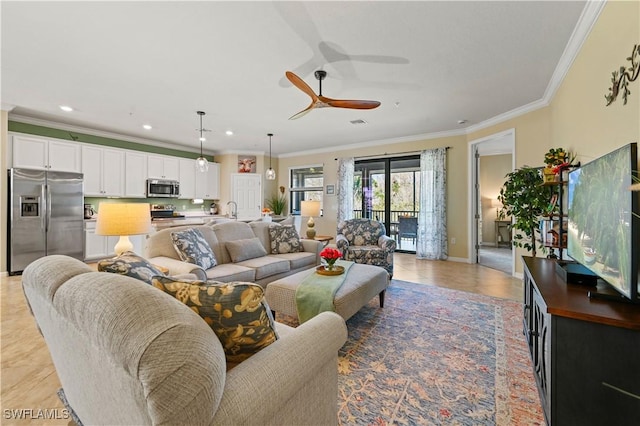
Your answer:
[289,165,323,215]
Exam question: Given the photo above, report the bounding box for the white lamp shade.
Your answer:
[96,203,152,236]
[301,200,321,217]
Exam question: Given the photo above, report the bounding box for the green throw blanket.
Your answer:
[296,260,354,323]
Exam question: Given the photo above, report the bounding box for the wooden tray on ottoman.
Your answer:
[316,265,345,276]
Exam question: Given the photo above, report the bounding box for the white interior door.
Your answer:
[231,173,262,220]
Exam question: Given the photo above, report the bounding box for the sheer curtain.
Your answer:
[417,148,448,260]
[337,157,354,224]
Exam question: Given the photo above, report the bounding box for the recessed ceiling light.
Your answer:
[59,105,73,112]
[225,130,234,136]
[143,124,152,130]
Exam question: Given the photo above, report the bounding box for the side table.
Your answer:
[495,220,511,248]
[312,235,333,247]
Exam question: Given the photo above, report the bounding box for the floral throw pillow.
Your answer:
[97,251,165,284]
[269,224,301,254]
[170,228,217,270]
[151,276,278,365]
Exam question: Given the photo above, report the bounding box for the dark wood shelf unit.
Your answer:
[522,256,640,425]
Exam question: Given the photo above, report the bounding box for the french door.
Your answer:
[354,155,420,253]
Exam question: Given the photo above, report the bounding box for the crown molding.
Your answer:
[8,113,214,155]
[542,0,606,102]
[279,128,466,159]
[1,104,16,112]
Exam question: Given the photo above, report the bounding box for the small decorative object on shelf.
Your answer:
[320,247,342,271]
[543,147,575,182]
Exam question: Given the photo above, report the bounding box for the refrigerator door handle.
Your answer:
[40,184,47,233]
[45,184,51,233]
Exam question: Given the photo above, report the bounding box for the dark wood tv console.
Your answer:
[522,256,640,425]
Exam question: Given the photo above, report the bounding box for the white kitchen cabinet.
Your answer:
[125,151,148,198]
[84,221,145,260]
[12,135,81,172]
[195,163,220,199]
[178,158,196,199]
[147,155,179,180]
[82,145,124,197]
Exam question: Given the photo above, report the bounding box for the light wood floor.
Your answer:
[0,254,522,425]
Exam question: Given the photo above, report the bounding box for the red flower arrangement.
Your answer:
[320,247,342,270]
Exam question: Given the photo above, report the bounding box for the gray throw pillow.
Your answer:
[226,237,268,262]
[170,228,217,269]
[269,224,301,254]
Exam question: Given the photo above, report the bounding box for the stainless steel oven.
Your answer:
[146,179,179,198]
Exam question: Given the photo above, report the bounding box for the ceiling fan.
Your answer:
[285,70,381,120]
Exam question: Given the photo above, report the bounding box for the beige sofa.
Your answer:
[22,255,348,425]
[146,221,322,287]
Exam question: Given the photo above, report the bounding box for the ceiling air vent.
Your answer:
[350,119,368,125]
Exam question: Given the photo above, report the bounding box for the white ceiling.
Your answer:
[1,1,592,157]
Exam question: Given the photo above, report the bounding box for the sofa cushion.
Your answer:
[151,276,278,365]
[271,252,318,270]
[236,256,290,280]
[204,263,256,283]
[97,251,165,284]
[171,228,217,269]
[269,225,301,254]
[226,237,268,263]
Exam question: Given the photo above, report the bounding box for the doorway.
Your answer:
[231,173,262,220]
[354,156,420,253]
[468,130,515,275]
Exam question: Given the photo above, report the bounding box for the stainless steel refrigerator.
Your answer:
[8,168,84,275]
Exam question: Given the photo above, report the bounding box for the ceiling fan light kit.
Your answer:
[286,70,381,120]
[195,111,209,173]
[265,133,276,180]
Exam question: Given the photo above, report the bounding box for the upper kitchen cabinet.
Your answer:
[195,162,220,200]
[12,135,81,172]
[124,151,148,198]
[178,158,196,199]
[147,155,179,180]
[82,145,125,197]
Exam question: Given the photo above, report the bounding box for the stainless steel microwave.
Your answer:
[146,179,179,198]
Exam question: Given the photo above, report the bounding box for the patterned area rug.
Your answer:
[279,280,544,425]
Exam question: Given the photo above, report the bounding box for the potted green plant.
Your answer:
[266,187,287,216]
[498,166,549,256]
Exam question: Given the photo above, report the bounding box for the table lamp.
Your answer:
[96,203,152,256]
[301,200,321,239]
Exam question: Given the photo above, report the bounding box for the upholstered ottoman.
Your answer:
[265,263,389,321]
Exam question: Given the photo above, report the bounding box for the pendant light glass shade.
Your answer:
[195,111,209,172]
[265,133,276,180]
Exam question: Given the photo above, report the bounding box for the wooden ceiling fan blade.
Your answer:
[288,102,316,120]
[285,71,319,101]
[322,97,381,110]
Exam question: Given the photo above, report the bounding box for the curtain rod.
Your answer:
[335,146,451,161]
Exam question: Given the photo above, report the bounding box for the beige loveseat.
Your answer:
[22,255,348,425]
[146,221,322,287]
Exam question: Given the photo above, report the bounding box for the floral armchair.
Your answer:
[336,219,396,277]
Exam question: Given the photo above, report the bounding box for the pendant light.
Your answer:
[265,133,276,180]
[195,111,209,172]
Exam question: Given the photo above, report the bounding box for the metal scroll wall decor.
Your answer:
[605,44,639,106]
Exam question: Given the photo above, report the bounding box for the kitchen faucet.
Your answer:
[226,201,238,219]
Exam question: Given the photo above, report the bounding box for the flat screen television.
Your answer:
[567,142,639,302]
